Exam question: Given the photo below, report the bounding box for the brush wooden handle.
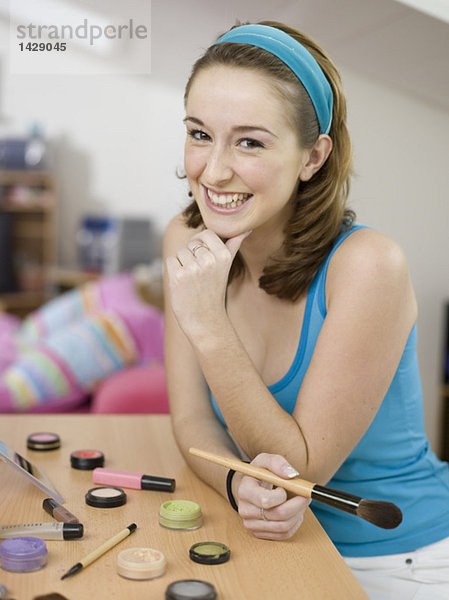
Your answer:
[189,447,314,498]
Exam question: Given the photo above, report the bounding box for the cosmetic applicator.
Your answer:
[189,447,402,530]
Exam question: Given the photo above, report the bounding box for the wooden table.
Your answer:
[0,415,368,600]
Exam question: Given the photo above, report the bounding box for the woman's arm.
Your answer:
[164,215,309,540]
[292,228,418,481]
[165,225,417,485]
[163,215,248,497]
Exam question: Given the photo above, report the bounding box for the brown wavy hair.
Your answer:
[182,21,355,301]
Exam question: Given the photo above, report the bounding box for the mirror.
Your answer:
[0,440,64,503]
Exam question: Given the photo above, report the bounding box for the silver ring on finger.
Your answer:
[259,507,268,521]
[190,241,209,257]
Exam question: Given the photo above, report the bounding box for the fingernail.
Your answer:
[283,465,300,478]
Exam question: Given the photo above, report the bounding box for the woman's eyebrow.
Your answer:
[183,116,277,138]
[183,116,204,126]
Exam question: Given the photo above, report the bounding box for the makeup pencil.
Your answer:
[189,447,402,530]
[61,523,137,580]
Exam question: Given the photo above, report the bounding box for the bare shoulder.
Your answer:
[163,213,202,257]
[326,228,416,313]
[330,227,410,282]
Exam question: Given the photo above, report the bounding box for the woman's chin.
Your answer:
[203,224,244,241]
[199,216,238,240]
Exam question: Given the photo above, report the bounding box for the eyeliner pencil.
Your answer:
[61,523,137,580]
[189,447,402,530]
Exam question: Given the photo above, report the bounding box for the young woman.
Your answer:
[163,21,449,599]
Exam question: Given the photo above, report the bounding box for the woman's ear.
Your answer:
[299,134,333,181]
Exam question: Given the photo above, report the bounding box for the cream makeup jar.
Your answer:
[0,537,47,573]
[159,500,202,531]
[117,547,166,580]
[85,486,127,508]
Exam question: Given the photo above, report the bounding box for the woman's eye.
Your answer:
[239,138,264,149]
[188,129,210,142]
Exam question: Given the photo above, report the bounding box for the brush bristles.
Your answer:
[357,500,403,529]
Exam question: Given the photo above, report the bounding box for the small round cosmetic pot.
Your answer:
[0,536,47,573]
[27,432,60,451]
[165,580,217,600]
[189,542,230,565]
[85,486,127,508]
[159,500,202,531]
[117,547,166,580]
[71,449,105,470]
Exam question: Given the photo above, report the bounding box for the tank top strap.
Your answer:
[315,224,368,318]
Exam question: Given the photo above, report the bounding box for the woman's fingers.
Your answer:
[176,247,197,267]
[238,475,287,511]
[250,452,300,480]
[165,230,241,337]
[187,229,252,263]
[240,494,309,540]
[235,452,309,541]
[225,230,252,260]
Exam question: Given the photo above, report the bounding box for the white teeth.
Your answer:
[207,190,251,208]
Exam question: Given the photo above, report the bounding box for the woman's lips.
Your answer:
[203,186,253,214]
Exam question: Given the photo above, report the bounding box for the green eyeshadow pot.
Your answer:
[159,500,203,531]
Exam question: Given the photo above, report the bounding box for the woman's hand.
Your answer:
[165,229,250,340]
[235,453,310,540]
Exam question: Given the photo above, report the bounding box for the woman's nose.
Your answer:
[203,144,233,186]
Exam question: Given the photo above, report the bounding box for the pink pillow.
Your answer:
[91,363,169,414]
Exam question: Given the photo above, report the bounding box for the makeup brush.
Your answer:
[189,447,402,530]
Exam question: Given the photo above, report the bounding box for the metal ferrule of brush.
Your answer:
[311,485,361,514]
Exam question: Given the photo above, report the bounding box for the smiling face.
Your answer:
[184,65,310,241]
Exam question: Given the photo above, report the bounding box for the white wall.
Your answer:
[343,69,449,450]
[0,17,187,267]
[1,10,448,450]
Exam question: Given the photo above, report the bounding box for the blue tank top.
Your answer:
[210,225,449,557]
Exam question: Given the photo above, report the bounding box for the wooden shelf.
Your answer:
[0,291,51,318]
[0,290,49,306]
[0,169,55,187]
[0,170,57,316]
[1,204,53,213]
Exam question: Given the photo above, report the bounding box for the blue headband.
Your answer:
[214,24,333,135]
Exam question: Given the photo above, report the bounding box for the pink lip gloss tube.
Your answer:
[92,468,175,493]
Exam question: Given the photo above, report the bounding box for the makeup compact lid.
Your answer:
[165,579,217,600]
[85,486,127,508]
[27,432,60,451]
[71,449,104,470]
[189,542,230,565]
